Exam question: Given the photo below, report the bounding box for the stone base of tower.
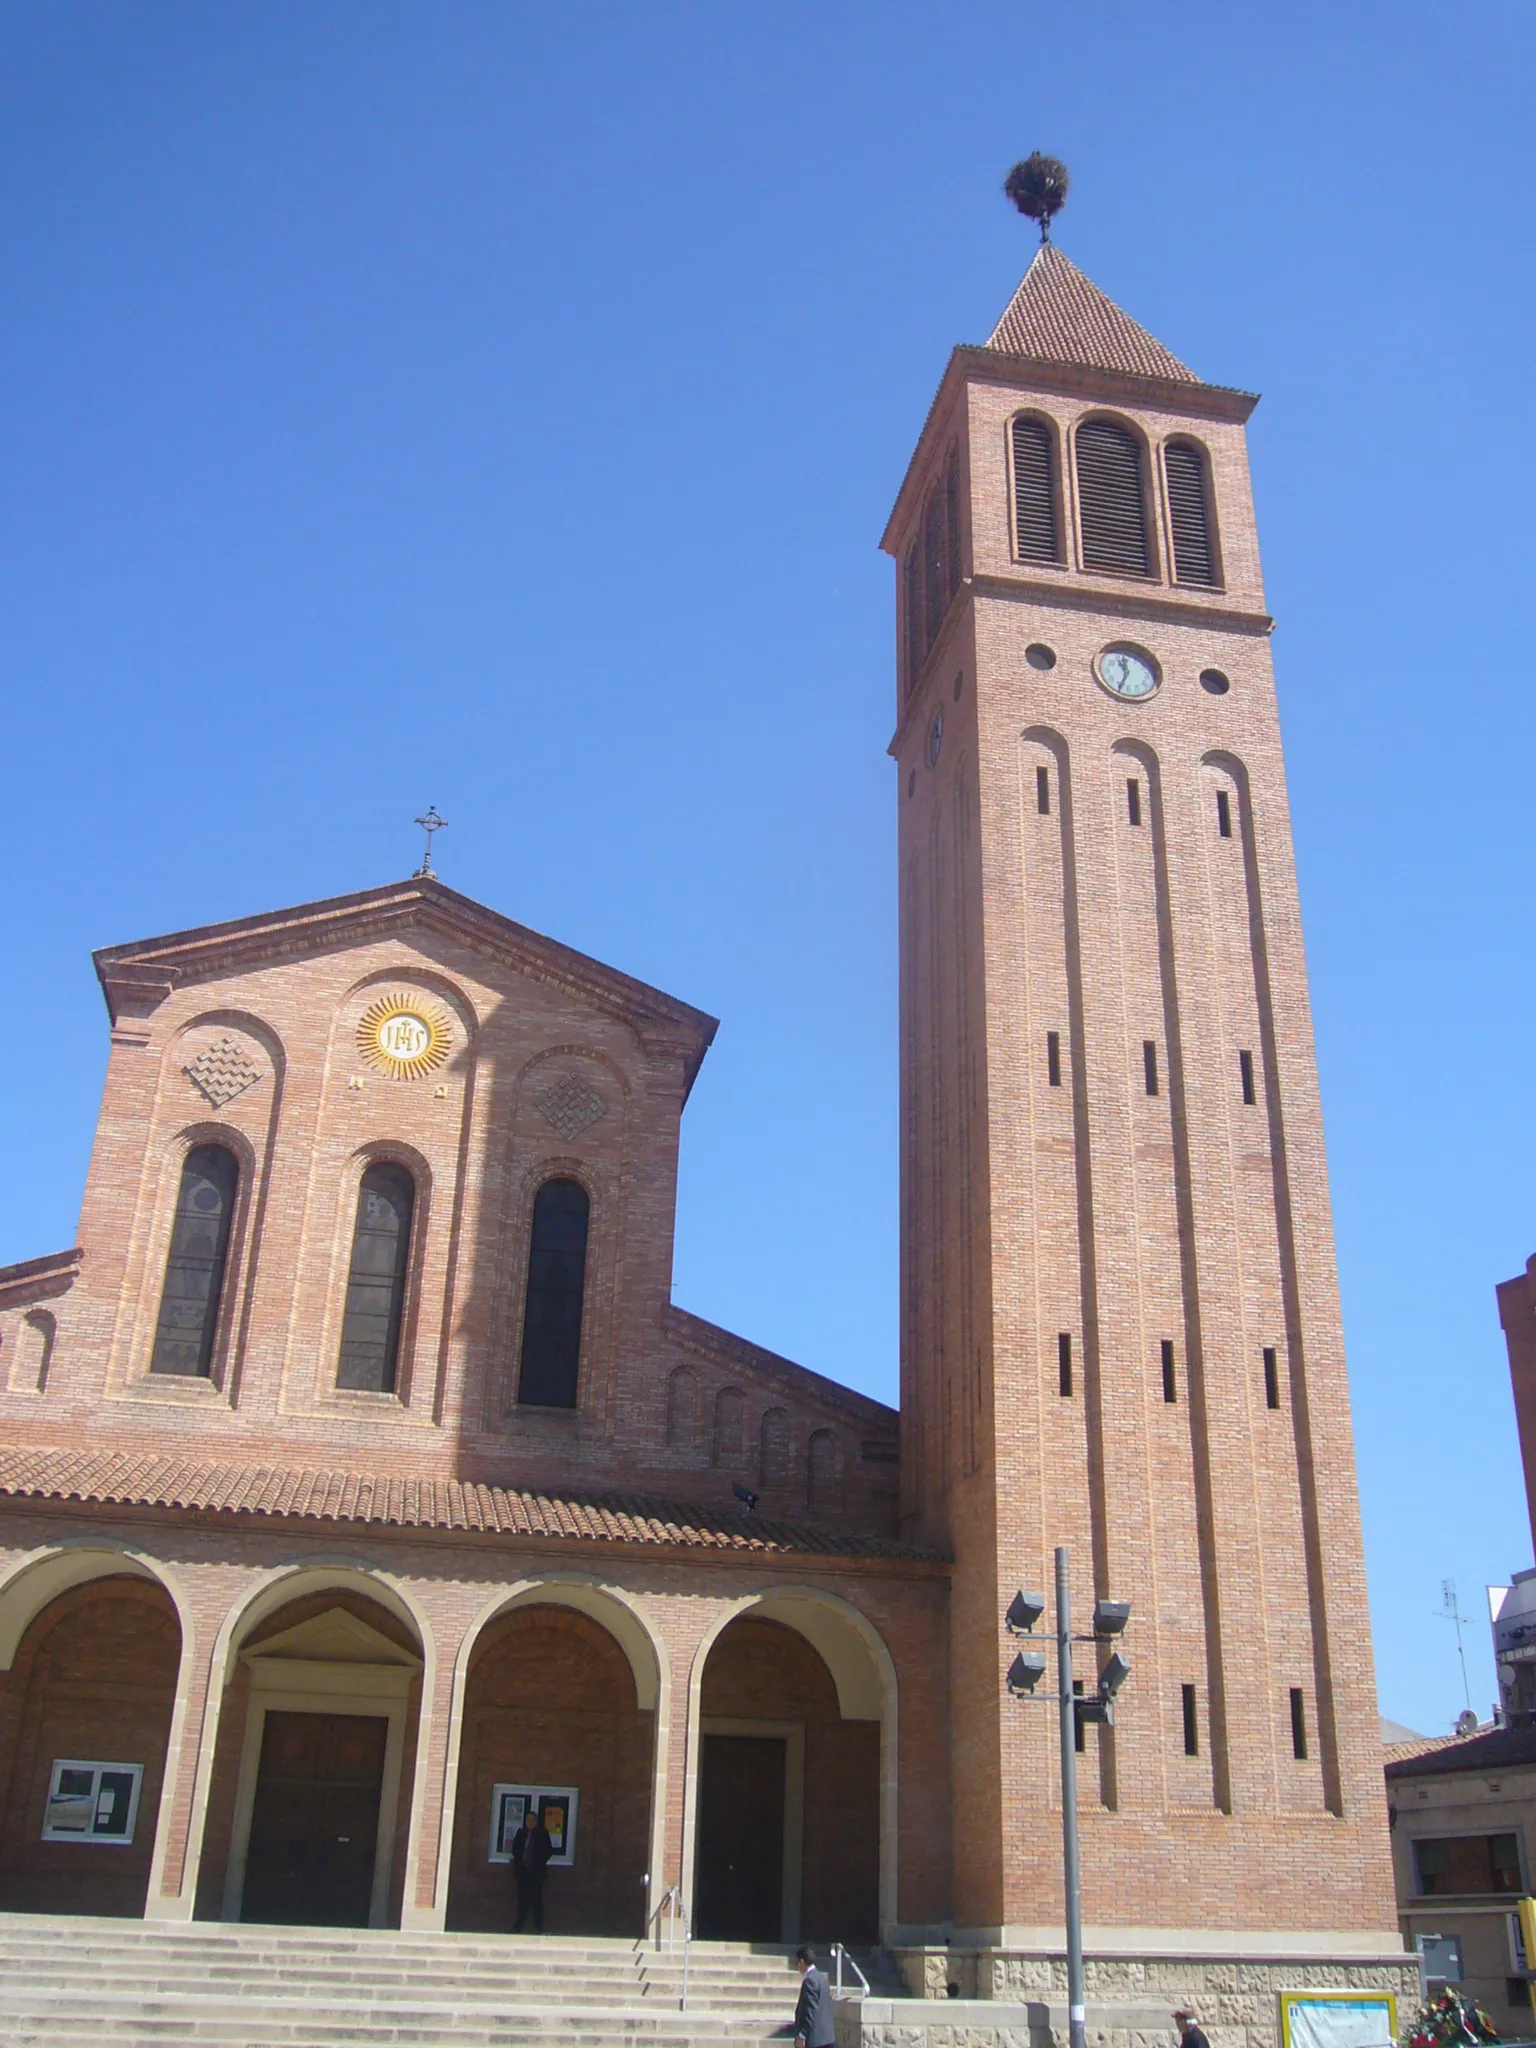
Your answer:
[870,1938,1416,2048]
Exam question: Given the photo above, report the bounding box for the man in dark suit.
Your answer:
[1175,2009,1211,2048]
[511,1806,553,1933]
[793,1944,836,2048]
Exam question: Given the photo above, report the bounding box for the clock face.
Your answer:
[1095,645,1160,701]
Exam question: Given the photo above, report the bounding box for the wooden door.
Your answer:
[694,1734,786,1942]
[242,1710,388,1927]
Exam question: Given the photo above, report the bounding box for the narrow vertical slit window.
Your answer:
[1216,788,1233,838]
[1036,765,1050,815]
[150,1144,239,1378]
[1073,1678,1086,1752]
[1127,778,1142,826]
[1164,440,1220,587]
[1058,1331,1073,1397]
[1143,1040,1159,1097]
[336,1162,415,1394]
[1047,1031,1062,1088]
[1182,1683,1199,1756]
[1263,1346,1280,1410]
[518,1177,590,1409]
[1240,1049,1257,1105]
[1289,1687,1308,1760]
[1075,419,1152,576]
[1161,1339,1176,1404]
[1010,415,1060,564]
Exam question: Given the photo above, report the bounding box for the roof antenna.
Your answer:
[413,805,448,878]
[1004,153,1069,244]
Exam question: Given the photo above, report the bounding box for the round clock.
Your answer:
[1094,645,1161,702]
[357,992,453,1080]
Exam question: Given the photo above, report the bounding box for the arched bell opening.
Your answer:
[193,1583,423,1929]
[0,1572,182,1917]
[691,1609,883,1945]
[446,1602,652,1936]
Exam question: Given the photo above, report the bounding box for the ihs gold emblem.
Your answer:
[356,993,453,1080]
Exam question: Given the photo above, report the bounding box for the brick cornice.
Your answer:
[0,1247,82,1309]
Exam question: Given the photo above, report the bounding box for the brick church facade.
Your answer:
[0,237,1412,2005]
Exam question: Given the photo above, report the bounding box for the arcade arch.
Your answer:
[0,1551,186,1919]
[684,1588,895,1944]
[192,1573,425,1929]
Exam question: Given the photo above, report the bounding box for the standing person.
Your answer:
[793,1945,836,2048]
[1174,2010,1210,2048]
[511,1805,553,1933]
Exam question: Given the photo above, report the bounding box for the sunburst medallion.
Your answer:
[356,993,453,1081]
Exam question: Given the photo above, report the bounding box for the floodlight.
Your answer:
[1007,1650,1048,1695]
[1006,1591,1047,1636]
[1099,1651,1130,1699]
[1092,1598,1131,1638]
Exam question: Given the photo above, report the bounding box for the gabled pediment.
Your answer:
[93,876,719,1093]
[243,1606,421,1669]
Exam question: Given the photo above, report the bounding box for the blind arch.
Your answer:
[337,1162,415,1393]
[517,1177,590,1408]
[760,1406,791,1488]
[713,1386,744,1466]
[150,1143,239,1377]
[1164,438,1219,587]
[807,1429,842,1514]
[1075,418,1152,575]
[666,1365,698,1447]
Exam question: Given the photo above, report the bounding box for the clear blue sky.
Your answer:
[2,2,1532,1739]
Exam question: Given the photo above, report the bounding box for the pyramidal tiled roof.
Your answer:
[986,242,1197,384]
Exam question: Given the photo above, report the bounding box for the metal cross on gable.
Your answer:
[413,806,448,878]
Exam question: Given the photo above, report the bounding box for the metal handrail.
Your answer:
[644,1883,691,2010]
[831,1944,870,1996]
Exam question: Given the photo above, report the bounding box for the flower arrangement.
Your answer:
[1405,1989,1501,2047]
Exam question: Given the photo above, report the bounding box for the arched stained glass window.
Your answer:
[517,1178,590,1409]
[337,1163,415,1394]
[149,1144,239,1377]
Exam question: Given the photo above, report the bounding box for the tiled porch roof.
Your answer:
[0,1447,941,1564]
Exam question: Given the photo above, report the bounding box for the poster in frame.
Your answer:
[41,1760,144,1845]
[488,1783,579,1868]
[1278,1990,1397,2048]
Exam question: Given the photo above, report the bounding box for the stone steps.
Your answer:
[0,1915,826,2047]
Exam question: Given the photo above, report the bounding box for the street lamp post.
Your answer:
[1005,1549,1131,2048]
[1055,1546,1087,2048]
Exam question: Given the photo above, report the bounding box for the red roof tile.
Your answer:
[0,1447,941,1563]
[987,244,1197,384]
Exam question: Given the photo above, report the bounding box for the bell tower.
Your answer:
[883,190,1400,1954]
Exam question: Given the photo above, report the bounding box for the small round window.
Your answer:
[927,711,944,768]
[1199,668,1231,696]
[1025,643,1057,672]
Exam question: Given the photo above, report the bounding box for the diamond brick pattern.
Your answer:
[183,1037,264,1110]
[535,1072,607,1141]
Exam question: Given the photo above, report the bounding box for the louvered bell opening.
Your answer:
[923,488,949,650]
[1165,440,1218,587]
[903,543,923,697]
[1075,421,1151,576]
[1011,418,1059,564]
